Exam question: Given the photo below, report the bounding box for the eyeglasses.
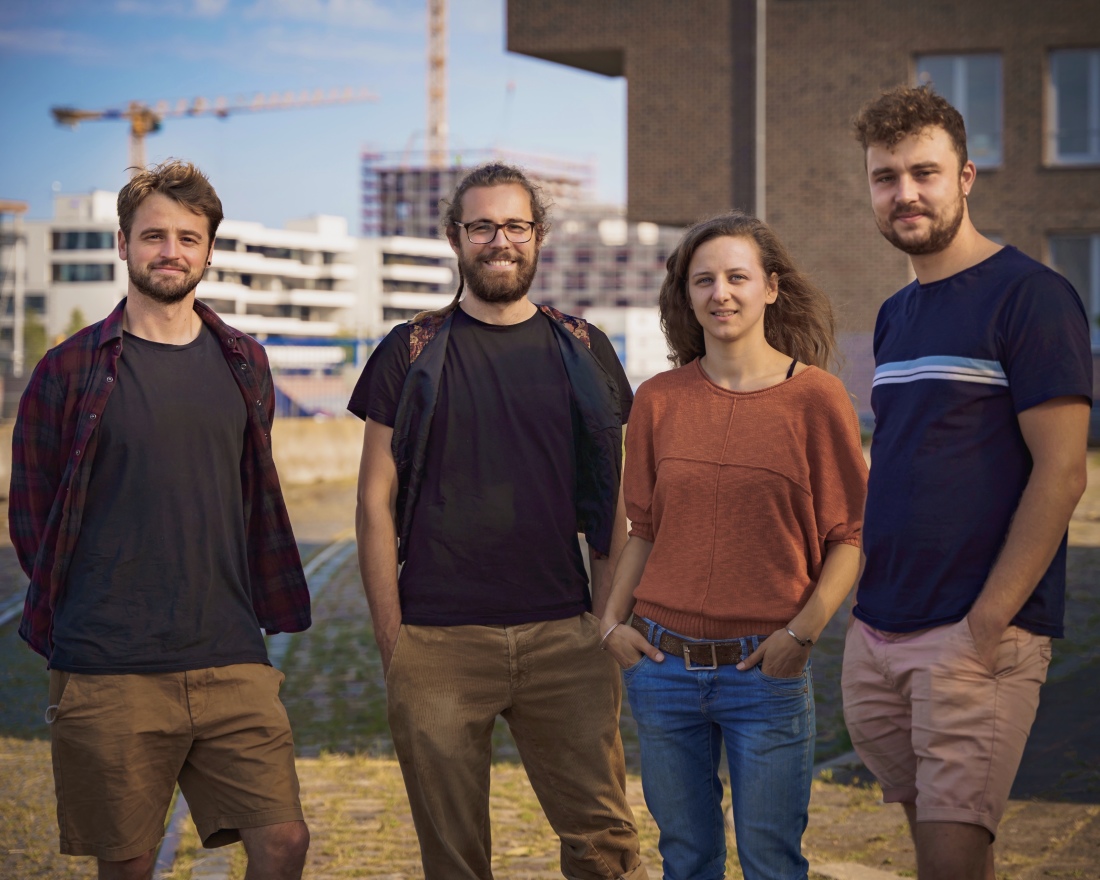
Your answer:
[454,220,536,244]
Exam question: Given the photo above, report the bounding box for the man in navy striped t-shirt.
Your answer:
[841,85,1092,880]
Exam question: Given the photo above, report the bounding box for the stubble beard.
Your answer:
[127,258,203,305]
[877,186,966,257]
[460,247,539,305]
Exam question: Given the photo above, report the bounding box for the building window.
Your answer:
[52,230,114,250]
[541,249,556,264]
[602,271,624,290]
[52,263,115,283]
[1050,49,1100,164]
[564,271,587,291]
[915,53,1002,167]
[1049,234,1100,342]
[575,249,593,264]
[614,249,629,264]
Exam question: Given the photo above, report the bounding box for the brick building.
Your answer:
[507,0,1100,411]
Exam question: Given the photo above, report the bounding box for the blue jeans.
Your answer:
[623,619,814,880]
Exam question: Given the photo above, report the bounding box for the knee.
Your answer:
[97,848,156,880]
[277,821,311,862]
[263,820,311,864]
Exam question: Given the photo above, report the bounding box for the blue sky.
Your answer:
[0,0,627,229]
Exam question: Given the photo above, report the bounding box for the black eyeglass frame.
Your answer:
[453,220,537,244]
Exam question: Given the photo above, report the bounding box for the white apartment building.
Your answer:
[11,191,371,350]
[1,191,676,414]
[0,191,466,415]
[355,234,456,327]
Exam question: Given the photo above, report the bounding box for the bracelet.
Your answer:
[785,627,814,648]
[599,622,621,649]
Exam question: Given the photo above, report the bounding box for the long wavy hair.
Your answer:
[414,162,552,321]
[658,212,838,370]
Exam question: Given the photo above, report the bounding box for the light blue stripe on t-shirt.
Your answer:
[873,355,1008,388]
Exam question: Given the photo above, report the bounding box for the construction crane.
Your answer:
[51,87,379,174]
[427,0,447,168]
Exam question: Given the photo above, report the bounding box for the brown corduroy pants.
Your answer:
[386,613,649,880]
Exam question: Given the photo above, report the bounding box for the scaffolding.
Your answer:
[359,148,596,238]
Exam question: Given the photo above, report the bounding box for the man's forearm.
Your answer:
[970,465,1084,633]
[355,417,403,675]
[969,398,1089,655]
[588,479,630,617]
[356,502,402,673]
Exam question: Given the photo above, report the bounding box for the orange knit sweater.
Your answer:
[626,360,868,639]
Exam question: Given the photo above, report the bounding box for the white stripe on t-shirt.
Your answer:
[872,356,1008,389]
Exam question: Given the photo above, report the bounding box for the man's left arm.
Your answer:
[589,474,629,618]
[10,359,64,577]
[968,396,1090,667]
[584,325,633,617]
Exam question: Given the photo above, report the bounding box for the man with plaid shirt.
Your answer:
[10,160,311,880]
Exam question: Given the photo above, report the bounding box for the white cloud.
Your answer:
[244,0,420,31]
[0,26,114,61]
[113,0,231,17]
[150,23,422,70]
[193,0,232,15]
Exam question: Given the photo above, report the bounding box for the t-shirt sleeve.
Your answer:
[346,325,412,425]
[623,380,657,542]
[1000,269,1094,413]
[807,375,868,548]
[588,325,634,423]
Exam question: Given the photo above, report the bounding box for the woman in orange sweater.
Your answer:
[601,212,867,880]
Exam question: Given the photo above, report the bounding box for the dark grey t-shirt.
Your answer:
[348,307,633,626]
[51,326,269,673]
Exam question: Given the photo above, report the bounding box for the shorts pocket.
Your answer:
[961,617,1019,677]
[263,664,287,691]
[46,670,73,723]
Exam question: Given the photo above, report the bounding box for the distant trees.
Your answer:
[63,307,88,340]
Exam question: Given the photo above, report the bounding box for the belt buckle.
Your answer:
[683,642,718,671]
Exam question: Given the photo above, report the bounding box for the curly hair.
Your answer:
[418,162,552,320]
[117,159,223,241]
[658,212,838,370]
[853,84,968,170]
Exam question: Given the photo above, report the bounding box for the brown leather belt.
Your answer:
[630,616,747,669]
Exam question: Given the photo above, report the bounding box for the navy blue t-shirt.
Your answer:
[856,247,1093,638]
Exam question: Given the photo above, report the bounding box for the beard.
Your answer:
[876,188,966,256]
[127,258,204,305]
[459,246,539,305]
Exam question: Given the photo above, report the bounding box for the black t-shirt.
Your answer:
[51,326,269,673]
[348,306,633,625]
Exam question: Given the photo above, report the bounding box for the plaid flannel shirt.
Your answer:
[11,298,311,660]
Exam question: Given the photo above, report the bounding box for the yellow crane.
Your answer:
[427,0,447,168]
[51,87,379,174]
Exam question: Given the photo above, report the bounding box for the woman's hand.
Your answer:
[600,619,665,669]
[737,628,810,678]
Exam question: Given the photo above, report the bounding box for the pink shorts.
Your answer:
[841,615,1051,836]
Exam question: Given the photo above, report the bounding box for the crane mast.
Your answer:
[427,0,448,169]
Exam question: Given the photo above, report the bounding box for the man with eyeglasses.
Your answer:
[348,163,647,880]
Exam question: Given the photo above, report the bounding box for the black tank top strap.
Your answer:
[785,358,798,380]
